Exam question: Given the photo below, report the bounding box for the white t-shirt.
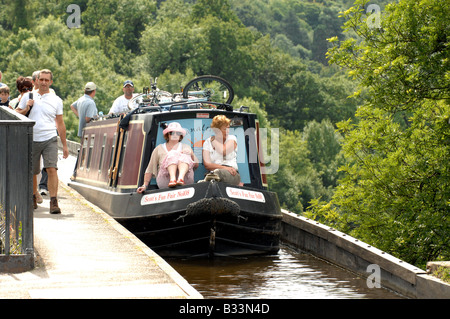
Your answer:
[203,135,238,170]
[108,94,138,114]
[18,92,63,142]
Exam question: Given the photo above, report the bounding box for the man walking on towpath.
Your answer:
[16,69,69,214]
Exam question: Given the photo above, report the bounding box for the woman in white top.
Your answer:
[137,122,198,192]
[203,115,240,185]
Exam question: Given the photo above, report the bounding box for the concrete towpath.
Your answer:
[0,154,202,299]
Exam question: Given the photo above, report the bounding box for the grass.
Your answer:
[431,266,450,283]
[0,204,23,255]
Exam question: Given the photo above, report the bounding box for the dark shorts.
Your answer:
[32,137,58,175]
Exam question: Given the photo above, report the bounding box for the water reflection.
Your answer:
[167,246,404,299]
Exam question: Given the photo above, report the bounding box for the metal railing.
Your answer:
[0,107,35,272]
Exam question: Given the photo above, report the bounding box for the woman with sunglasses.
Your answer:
[137,122,198,192]
[8,76,33,109]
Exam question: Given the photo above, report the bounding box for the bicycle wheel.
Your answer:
[182,75,234,105]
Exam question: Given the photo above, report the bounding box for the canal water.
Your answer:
[168,245,404,299]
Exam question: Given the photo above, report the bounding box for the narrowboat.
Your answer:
[68,76,282,257]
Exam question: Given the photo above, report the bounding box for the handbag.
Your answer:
[25,92,33,117]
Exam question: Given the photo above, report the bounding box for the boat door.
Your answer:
[108,115,125,187]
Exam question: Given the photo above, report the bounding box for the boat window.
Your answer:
[109,132,116,171]
[80,135,89,169]
[118,132,128,177]
[98,133,107,172]
[152,117,251,184]
[86,135,95,169]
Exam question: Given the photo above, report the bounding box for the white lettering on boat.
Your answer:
[226,187,266,203]
[141,188,195,206]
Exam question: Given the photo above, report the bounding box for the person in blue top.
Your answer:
[70,82,98,137]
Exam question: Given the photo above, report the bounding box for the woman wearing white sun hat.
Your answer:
[137,122,199,192]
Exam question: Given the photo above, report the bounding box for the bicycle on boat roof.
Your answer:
[126,75,235,113]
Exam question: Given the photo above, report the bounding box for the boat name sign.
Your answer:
[226,187,266,203]
[141,188,195,206]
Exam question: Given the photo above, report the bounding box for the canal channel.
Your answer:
[58,152,404,299]
[167,245,404,299]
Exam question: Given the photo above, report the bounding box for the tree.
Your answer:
[229,0,270,34]
[1,16,121,141]
[303,119,345,188]
[191,0,241,24]
[11,0,30,31]
[203,16,255,87]
[268,124,342,214]
[268,129,313,213]
[83,0,156,74]
[310,0,450,268]
[137,18,210,76]
[311,6,343,65]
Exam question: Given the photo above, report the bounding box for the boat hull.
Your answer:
[69,180,282,257]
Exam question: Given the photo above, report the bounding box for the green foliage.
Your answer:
[229,0,346,65]
[0,16,121,141]
[303,119,345,188]
[268,121,343,214]
[0,0,357,134]
[0,0,354,237]
[192,0,241,24]
[137,18,208,76]
[309,0,450,268]
[82,0,156,74]
[431,267,450,283]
